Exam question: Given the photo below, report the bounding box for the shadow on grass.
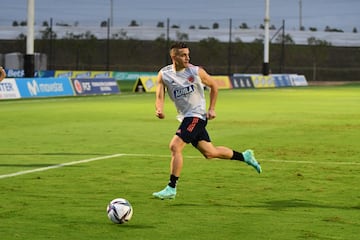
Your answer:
[261,199,360,211]
[170,203,203,207]
[115,224,155,229]
[169,199,360,211]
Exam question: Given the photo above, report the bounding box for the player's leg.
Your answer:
[196,140,233,159]
[169,135,186,177]
[196,140,262,173]
[152,135,186,199]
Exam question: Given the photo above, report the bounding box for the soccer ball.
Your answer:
[106,198,133,224]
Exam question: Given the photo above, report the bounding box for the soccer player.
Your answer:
[153,42,262,200]
[0,66,6,82]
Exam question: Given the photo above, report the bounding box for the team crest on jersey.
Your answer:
[174,85,194,98]
[188,75,195,83]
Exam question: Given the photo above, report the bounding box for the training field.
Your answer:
[0,85,359,240]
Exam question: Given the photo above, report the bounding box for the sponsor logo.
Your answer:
[74,79,92,93]
[173,85,194,98]
[72,78,119,95]
[74,79,83,93]
[0,79,20,99]
[91,81,117,90]
[57,72,73,78]
[145,78,154,90]
[27,79,64,96]
[75,72,91,78]
[6,69,25,78]
[188,75,195,83]
[94,72,110,78]
[0,82,15,92]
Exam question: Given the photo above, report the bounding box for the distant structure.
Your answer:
[25,0,35,77]
[299,0,303,30]
[263,0,270,76]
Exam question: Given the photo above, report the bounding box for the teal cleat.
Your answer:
[152,185,177,199]
[243,149,262,173]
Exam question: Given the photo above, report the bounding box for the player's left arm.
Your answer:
[198,67,218,120]
[0,66,6,82]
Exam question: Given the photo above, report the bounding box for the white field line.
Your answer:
[0,153,359,180]
[0,153,126,180]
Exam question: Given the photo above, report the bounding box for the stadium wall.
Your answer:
[132,74,307,93]
[0,40,359,81]
[0,72,307,99]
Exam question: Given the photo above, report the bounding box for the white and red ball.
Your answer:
[106,198,133,224]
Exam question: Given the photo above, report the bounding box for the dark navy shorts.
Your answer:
[175,117,211,147]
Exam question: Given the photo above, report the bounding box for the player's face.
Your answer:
[174,48,190,70]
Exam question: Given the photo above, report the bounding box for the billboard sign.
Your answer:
[71,78,120,95]
[230,76,254,88]
[0,78,21,99]
[15,78,74,98]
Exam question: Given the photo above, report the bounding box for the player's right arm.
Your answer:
[155,71,165,119]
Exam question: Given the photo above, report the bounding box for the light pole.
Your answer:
[262,0,270,76]
[25,0,35,77]
[299,0,303,30]
[228,18,232,75]
[110,0,114,27]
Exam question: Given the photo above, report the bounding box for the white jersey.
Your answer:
[160,64,207,121]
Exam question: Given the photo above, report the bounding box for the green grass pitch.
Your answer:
[0,85,359,240]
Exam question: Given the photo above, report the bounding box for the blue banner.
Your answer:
[5,69,55,78]
[35,70,55,78]
[15,78,74,98]
[71,78,120,95]
[273,74,292,87]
